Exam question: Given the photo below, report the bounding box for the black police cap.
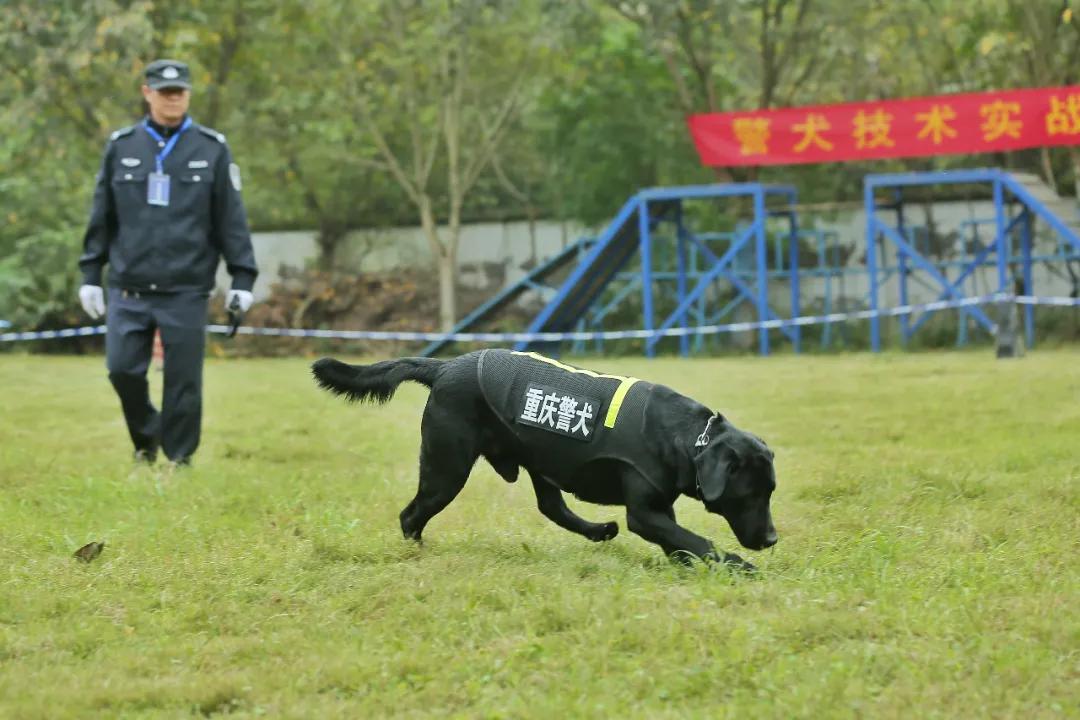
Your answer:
[144,59,191,90]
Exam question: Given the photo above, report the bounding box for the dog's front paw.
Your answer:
[587,521,619,542]
[719,552,758,574]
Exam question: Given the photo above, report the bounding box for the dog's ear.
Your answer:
[694,441,739,504]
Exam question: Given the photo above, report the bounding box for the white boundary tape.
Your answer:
[2,294,1078,344]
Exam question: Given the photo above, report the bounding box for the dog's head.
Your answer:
[693,418,778,551]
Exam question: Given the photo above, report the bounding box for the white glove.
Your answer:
[226,289,254,313]
[78,285,106,320]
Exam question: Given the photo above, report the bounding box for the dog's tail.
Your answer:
[311,356,446,404]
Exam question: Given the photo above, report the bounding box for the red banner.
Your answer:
[687,86,1080,167]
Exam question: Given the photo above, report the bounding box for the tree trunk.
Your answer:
[1070,146,1080,201]
[1041,146,1058,194]
[437,246,457,332]
[527,206,537,267]
[442,209,462,332]
[417,196,458,331]
[316,226,345,271]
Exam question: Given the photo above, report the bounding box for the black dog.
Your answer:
[312,349,777,570]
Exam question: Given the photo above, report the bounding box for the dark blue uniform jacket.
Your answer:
[79,119,257,293]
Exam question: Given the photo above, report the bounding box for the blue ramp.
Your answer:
[419,237,594,357]
[513,195,678,353]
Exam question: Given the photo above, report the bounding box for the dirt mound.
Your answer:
[209,267,535,357]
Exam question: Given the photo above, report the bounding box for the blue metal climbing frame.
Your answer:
[422,168,1080,359]
[864,169,1080,351]
[419,236,595,357]
[513,183,800,357]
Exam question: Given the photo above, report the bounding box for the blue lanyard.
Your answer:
[142,116,192,173]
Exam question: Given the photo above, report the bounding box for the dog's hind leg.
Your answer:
[399,398,478,542]
[530,473,618,542]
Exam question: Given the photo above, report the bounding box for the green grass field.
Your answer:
[1,349,1078,719]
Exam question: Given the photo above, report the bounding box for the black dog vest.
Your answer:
[477,349,656,480]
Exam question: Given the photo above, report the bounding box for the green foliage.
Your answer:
[0,351,1077,716]
[0,1,156,256]
[3,0,1077,247]
[4,0,1080,329]
[0,228,85,330]
[535,15,708,225]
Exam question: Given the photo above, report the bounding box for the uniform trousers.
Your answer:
[104,288,208,461]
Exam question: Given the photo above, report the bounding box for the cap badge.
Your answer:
[162,66,179,80]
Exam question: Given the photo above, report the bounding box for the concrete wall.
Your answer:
[218,220,585,301]
[220,200,1077,315]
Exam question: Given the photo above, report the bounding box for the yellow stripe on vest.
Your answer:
[511,351,640,428]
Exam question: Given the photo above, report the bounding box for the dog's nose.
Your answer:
[761,529,778,548]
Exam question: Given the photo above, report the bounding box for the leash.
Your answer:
[695,413,719,447]
[226,295,244,338]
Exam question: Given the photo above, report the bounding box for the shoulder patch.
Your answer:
[197,125,226,144]
[109,126,135,142]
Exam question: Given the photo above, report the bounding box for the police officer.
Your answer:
[77,59,258,467]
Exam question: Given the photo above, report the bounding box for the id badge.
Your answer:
[147,172,170,207]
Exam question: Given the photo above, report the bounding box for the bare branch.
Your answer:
[674,3,718,111]
[489,148,529,205]
[353,79,421,206]
[783,33,827,104]
[461,80,524,196]
[286,152,324,218]
[773,0,813,97]
[204,2,246,128]
[659,45,697,115]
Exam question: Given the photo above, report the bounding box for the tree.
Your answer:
[532,10,705,225]
[231,1,414,269]
[604,0,854,185]
[0,1,156,325]
[973,1,1080,194]
[325,0,554,330]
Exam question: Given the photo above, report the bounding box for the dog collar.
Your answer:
[692,413,720,500]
